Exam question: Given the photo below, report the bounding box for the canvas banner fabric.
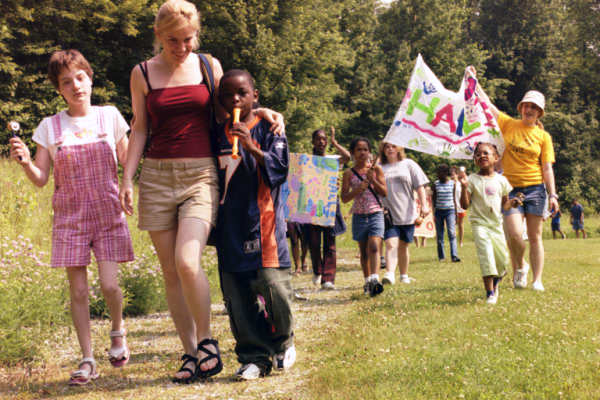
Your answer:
[384,54,504,159]
[283,153,339,227]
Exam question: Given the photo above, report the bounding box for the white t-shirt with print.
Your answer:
[32,105,129,162]
[381,158,429,225]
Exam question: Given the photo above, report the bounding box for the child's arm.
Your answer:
[9,137,51,187]
[458,176,470,210]
[341,169,368,203]
[368,165,387,197]
[330,126,351,165]
[431,184,437,211]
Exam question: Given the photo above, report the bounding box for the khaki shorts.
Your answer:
[138,158,219,231]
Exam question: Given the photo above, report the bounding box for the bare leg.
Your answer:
[413,236,420,248]
[150,228,197,379]
[482,276,494,292]
[174,218,217,372]
[66,266,93,374]
[358,240,369,278]
[457,214,465,247]
[525,214,544,284]
[385,237,399,276]
[97,261,125,351]
[398,240,410,276]
[368,236,382,276]
[503,213,527,276]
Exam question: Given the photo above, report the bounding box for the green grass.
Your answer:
[303,217,600,399]
[2,156,600,398]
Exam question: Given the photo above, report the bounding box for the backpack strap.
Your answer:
[138,62,152,91]
[197,53,215,96]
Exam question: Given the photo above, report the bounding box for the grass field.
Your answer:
[1,158,599,399]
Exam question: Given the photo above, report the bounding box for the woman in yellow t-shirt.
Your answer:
[468,67,559,292]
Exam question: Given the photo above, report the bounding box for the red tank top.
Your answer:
[143,64,212,158]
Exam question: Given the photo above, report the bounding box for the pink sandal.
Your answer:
[108,329,130,368]
[69,357,99,386]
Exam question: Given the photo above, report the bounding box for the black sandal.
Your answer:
[172,354,199,384]
[196,338,223,379]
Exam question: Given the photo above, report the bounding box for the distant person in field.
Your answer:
[307,126,350,290]
[470,66,558,292]
[341,137,387,297]
[432,163,461,262]
[9,49,133,385]
[551,209,566,239]
[570,199,586,238]
[379,142,429,285]
[214,69,295,380]
[459,143,518,305]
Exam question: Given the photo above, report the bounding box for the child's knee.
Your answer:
[100,281,121,299]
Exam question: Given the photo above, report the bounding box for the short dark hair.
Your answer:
[219,69,255,91]
[312,129,326,141]
[349,137,371,153]
[48,49,93,89]
[437,163,450,175]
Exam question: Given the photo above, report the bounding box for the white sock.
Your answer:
[371,273,379,281]
[400,274,408,279]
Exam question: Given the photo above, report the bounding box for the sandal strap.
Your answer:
[72,357,97,378]
[109,329,127,338]
[176,353,199,377]
[197,338,220,365]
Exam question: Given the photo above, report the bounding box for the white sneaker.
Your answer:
[532,280,545,292]
[382,271,395,285]
[486,294,497,304]
[321,281,335,290]
[400,275,412,284]
[513,263,529,288]
[312,274,322,286]
[236,363,262,380]
[273,345,296,370]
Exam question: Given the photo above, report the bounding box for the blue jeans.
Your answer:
[435,209,458,260]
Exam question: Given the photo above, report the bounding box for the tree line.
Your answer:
[1,0,599,210]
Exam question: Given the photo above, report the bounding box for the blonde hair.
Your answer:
[379,142,406,164]
[153,0,200,54]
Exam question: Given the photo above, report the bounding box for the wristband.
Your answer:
[549,194,559,200]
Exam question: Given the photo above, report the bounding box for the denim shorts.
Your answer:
[352,212,384,242]
[384,224,415,243]
[572,220,584,230]
[503,184,547,217]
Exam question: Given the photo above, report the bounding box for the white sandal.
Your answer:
[108,329,130,368]
[69,357,99,386]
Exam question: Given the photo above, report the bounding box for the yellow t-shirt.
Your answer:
[497,112,555,187]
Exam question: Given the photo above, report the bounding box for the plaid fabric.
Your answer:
[50,111,134,267]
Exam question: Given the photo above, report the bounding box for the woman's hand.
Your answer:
[548,196,560,215]
[9,137,32,166]
[256,108,285,135]
[120,179,135,216]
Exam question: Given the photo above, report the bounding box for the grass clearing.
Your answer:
[1,157,599,398]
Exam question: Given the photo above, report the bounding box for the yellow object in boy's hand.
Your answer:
[232,108,241,159]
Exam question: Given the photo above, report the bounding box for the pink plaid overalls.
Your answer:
[50,108,134,267]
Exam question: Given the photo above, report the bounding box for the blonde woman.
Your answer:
[120,0,283,383]
[379,143,429,285]
[470,67,558,292]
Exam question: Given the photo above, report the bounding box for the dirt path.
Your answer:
[0,249,365,399]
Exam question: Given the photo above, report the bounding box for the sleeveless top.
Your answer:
[139,61,212,158]
[434,180,455,210]
[349,170,383,215]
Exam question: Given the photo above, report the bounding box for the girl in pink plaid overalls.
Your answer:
[10,50,134,385]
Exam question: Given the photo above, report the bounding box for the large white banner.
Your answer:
[384,54,504,159]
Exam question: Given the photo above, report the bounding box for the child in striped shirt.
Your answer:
[432,164,460,262]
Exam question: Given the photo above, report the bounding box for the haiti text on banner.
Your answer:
[283,153,339,227]
[384,54,504,159]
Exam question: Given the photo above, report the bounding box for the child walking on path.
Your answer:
[341,138,387,296]
[214,69,294,380]
[551,210,566,239]
[570,199,587,238]
[459,143,518,304]
[433,164,460,262]
[9,50,134,385]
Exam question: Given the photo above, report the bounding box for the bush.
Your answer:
[0,235,68,364]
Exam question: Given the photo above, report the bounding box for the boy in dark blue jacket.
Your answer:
[214,69,294,380]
